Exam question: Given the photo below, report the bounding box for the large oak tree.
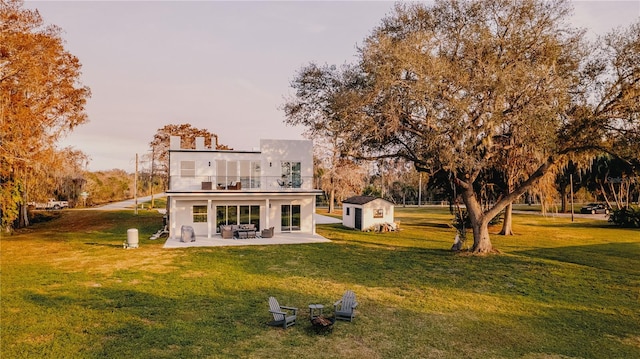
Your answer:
[285,0,639,253]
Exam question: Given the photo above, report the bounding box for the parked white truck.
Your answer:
[28,199,69,210]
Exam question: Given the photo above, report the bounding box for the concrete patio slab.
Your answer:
[154,213,340,248]
[163,231,331,248]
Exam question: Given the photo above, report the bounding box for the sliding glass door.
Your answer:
[216,205,260,232]
[216,205,237,229]
[281,204,301,232]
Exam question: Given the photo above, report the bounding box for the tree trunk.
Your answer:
[328,188,335,213]
[460,184,493,254]
[18,177,29,228]
[559,186,567,213]
[499,202,514,235]
[471,219,493,253]
[18,203,29,228]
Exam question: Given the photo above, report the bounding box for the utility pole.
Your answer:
[570,174,574,222]
[418,172,422,207]
[150,147,155,209]
[135,153,138,215]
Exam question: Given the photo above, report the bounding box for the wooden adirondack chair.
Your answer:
[267,297,298,329]
[334,290,358,322]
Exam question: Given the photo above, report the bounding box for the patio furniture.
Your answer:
[267,297,297,329]
[216,181,242,190]
[233,224,256,239]
[308,304,324,319]
[334,290,358,322]
[277,177,289,188]
[261,226,274,238]
[220,225,233,239]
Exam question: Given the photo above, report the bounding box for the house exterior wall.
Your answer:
[259,139,314,186]
[168,194,317,238]
[167,138,320,239]
[342,199,395,230]
[168,139,314,192]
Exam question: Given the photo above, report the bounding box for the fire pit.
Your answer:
[310,315,335,334]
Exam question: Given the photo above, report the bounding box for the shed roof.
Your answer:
[342,196,392,205]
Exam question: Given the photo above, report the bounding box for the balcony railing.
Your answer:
[169,176,316,192]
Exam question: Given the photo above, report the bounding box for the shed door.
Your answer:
[355,208,362,230]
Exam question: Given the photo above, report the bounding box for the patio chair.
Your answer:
[267,297,297,329]
[220,225,233,239]
[261,226,274,238]
[334,290,358,322]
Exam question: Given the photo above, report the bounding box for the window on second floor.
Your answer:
[181,161,196,177]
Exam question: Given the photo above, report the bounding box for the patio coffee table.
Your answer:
[234,228,256,239]
[308,304,324,319]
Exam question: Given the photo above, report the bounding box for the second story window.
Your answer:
[281,161,301,188]
[181,161,195,177]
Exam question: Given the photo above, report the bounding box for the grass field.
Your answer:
[1,207,639,358]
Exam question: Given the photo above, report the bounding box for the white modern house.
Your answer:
[342,196,395,231]
[166,137,323,240]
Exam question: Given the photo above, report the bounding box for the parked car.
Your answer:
[580,203,610,214]
[27,198,69,210]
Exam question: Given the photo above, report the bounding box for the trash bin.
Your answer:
[181,225,196,242]
[125,228,139,248]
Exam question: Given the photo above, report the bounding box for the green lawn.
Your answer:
[1,208,639,358]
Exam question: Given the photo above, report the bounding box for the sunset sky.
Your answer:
[26,1,640,172]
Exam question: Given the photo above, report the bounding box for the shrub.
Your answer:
[608,206,640,228]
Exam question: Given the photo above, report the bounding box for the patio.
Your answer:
[162,213,340,248]
[163,231,331,248]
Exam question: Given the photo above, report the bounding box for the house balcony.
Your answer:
[169,175,317,192]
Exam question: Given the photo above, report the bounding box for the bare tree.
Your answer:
[313,138,367,213]
[283,63,369,212]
